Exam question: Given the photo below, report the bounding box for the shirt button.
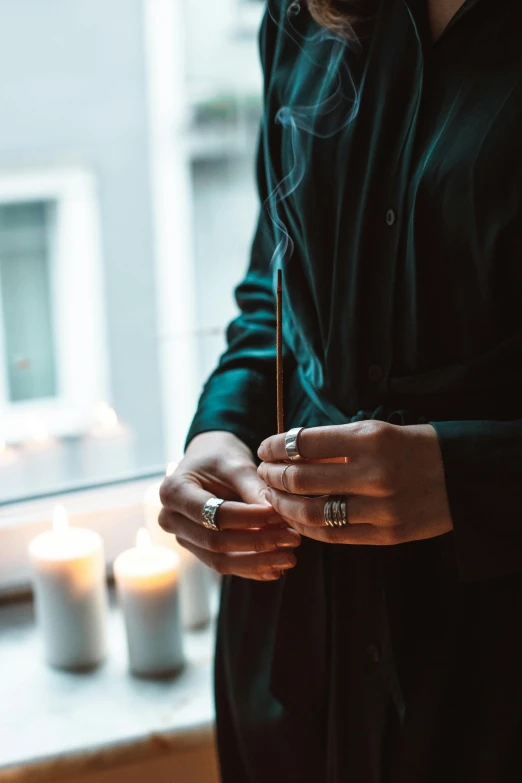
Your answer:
[368,364,383,382]
[366,643,380,664]
[386,209,397,226]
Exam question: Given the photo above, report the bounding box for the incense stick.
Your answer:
[276,268,284,434]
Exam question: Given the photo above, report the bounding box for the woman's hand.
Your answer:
[257,421,453,545]
[159,431,300,581]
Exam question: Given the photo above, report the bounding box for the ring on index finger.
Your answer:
[201,497,225,531]
[285,427,306,461]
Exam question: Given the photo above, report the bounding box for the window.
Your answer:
[0,0,263,514]
[0,201,57,403]
[236,0,265,33]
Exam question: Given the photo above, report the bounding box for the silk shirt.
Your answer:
[187,1,522,780]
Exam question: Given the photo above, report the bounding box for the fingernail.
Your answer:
[274,552,296,567]
[257,442,267,460]
[260,571,279,581]
[277,532,301,548]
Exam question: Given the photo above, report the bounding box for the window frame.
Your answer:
[0,167,109,445]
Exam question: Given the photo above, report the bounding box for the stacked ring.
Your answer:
[324,496,348,527]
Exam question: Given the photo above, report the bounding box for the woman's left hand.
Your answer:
[257,421,453,545]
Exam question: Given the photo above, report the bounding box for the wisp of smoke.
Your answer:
[264,0,362,275]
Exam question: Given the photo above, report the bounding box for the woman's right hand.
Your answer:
[159,430,300,581]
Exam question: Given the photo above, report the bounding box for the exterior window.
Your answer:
[0,0,262,511]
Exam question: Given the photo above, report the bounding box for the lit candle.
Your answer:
[114,528,184,677]
[25,418,57,452]
[28,505,108,669]
[90,401,127,438]
[144,464,212,629]
[83,401,135,477]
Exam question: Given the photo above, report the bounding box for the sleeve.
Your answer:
[185,6,293,456]
[431,418,522,583]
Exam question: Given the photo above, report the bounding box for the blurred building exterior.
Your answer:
[0,0,263,502]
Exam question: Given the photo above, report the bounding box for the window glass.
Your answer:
[0,201,57,403]
[0,0,263,504]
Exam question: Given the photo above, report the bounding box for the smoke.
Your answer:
[264,0,362,274]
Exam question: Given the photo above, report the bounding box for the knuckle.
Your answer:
[159,475,180,507]
[157,509,170,531]
[305,502,324,527]
[269,492,281,512]
[262,440,276,462]
[289,468,305,494]
[203,530,221,553]
[226,457,247,476]
[381,498,401,527]
[361,420,392,449]
[252,535,269,553]
[371,465,396,496]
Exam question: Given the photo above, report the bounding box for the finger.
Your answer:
[159,509,301,552]
[267,488,398,531]
[265,487,328,528]
[258,421,388,462]
[160,473,281,529]
[288,520,396,546]
[227,460,272,505]
[258,460,373,497]
[175,536,297,580]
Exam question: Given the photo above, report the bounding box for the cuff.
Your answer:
[431,419,522,583]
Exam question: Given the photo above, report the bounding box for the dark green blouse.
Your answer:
[187,2,522,780]
[189,0,522,583]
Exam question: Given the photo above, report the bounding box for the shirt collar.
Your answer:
[401,0,483,48]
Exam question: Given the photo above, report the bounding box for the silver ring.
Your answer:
[324,496,348,527]
[281,464,293,493]
[201,497,225,531]
[285,427,305,461]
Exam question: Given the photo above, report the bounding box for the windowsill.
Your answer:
[0,590,217,783]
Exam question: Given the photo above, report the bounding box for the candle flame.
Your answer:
[95,401,119,430]
[137,527,152,551]
[166,462,177,477]
[53,504,69,534]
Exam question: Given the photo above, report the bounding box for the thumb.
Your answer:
[228,461,271,506]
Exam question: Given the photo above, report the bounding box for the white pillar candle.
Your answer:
[28,505,107,669]
[114,528,184,677]
[144,465,212,629]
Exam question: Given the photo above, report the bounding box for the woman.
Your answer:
[159,1,522,780]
